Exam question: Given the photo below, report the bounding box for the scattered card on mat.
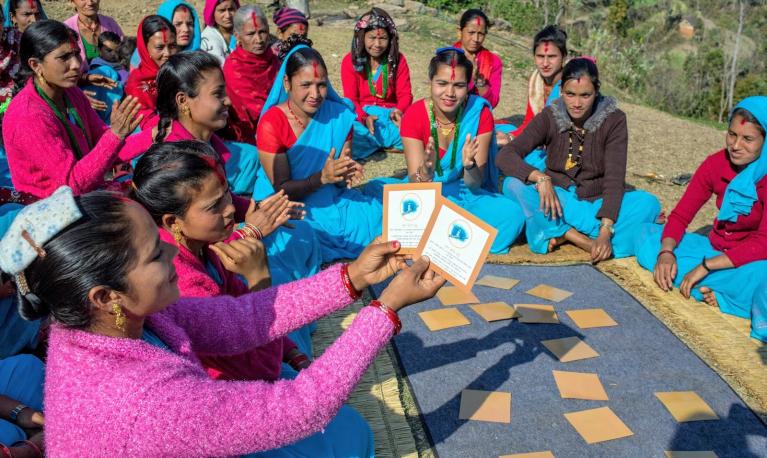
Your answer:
[500,452,555,458]
[655,392,719,422]
[470,302,518,322]
[516,304,559,324]
[526,284,573,302]
[436,286,480,306]
[664,452,718,458]
[566,309,618,329]
[475,275,520,290]
[458,389,511,424]
[541,337,599,362]
[564,406,634,444]
[552,370,609,401]
[419,308,471,332]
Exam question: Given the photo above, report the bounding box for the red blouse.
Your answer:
[662,149,767,267]
[400,99,494,159]
[340,52,413,122]
[256,106,352,155]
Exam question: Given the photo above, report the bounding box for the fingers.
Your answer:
[408,255,431,277]
[327,147,337,161]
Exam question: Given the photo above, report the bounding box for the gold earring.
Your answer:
[36,72,46,86]
[171,225,184,245]
[112,303,126,332]
[181,105,191,117]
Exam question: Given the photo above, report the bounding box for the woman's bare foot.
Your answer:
[699,287,719,308]
[656,211,667,224]
[548,235,567,252]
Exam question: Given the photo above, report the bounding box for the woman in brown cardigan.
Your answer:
[496,57,660,263]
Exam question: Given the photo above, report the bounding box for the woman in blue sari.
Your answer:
[367,48,525,254]
[635,96,767,338]
[497,58,660,262]
[257,38,382,262]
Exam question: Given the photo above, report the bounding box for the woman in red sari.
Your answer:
[221,5,279,144]
[124,15,178,129]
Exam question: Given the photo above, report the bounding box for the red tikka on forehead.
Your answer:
[250,12,260,29]
[544,41,549,52]
[161,28,169,44]
[200,155,226,184]
[741,117,748,125]
[376,28,384,38]
[27,0,35,10]
[450,54,457,81]
[312,60,319,78]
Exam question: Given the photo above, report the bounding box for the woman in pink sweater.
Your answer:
[3,188,443,457]
[2,20,141,198]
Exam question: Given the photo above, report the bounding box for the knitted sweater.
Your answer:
[496,96,628,221]
[2,81,132,198]
[159,227,297,381]
[44,264,394,457]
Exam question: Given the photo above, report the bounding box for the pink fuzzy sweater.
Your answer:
[2,81,135,198]
[44,264,393,457]
[160,227,296,381]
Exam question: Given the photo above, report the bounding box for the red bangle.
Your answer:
[369,300,401,335]
[24,440,43,458]
[288,353,310,368]
[658,249,676,259]
[341,264,362,300]
[0,444,11,458]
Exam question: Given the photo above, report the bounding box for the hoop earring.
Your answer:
[112,303,126,332]
[171,225,184,245]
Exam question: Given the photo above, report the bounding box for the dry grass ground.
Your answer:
[40,0,724,232]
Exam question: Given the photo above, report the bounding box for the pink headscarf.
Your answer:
[202,0,240,27]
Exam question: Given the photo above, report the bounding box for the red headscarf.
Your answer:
[222,44,279,142]
[125,17,164,116]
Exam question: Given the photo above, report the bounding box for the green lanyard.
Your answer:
[35,83,91,160]
[428,99,463,177]
[366,61,388,99]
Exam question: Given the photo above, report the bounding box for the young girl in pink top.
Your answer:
[2,20,141,198]
[1,187,443,456]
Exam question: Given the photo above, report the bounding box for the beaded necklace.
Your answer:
[565,126,586,170]
[428,99,463,177]
[286,100,306,130]
[366,61,388,99]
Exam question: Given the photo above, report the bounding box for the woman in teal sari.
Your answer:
[635,96,767,337]
[367,47,524,254]
[257,38,382,262]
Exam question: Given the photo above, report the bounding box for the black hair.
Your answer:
[130,141,223,223]
[16,20,79,88]
[141,15,175,45]
[350,8,400,76]
[18,192,137,328]
[561,57,600,92]
[731,107,766,137]
[117,37,137,68]
[459,8,489,30]
[8,0,40,21]
[533,25,567,57]
[428,49,473,82]
[278,34,316,63]
[154,50,221,143]
[98,31,121,48]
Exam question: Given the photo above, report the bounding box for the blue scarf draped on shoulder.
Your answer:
[2,0,47,28]
[719,96,767,222]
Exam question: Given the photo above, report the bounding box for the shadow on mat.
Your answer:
[667,403,767,457]
[395,321,584,446]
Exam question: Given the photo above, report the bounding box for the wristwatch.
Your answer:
[9,403,27,422]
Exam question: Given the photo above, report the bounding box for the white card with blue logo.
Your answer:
[382,182,442,253]
[416,197,497,291]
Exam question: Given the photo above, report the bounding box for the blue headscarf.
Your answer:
[2,0,47,29]
[719,96,767,222]
[261,44,352,117]
[157,0,201,51]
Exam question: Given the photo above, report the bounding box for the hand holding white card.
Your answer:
[415,197,497,291]
[382,183,442,253]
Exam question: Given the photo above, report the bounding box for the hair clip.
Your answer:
[20,230,46,258]
[435,46,464,55]
[15,272,30,295]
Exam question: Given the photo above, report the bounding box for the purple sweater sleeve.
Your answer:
[164,264,354,355]
[128,306,393,456]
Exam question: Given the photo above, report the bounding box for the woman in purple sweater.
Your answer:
[0,186,444,457]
